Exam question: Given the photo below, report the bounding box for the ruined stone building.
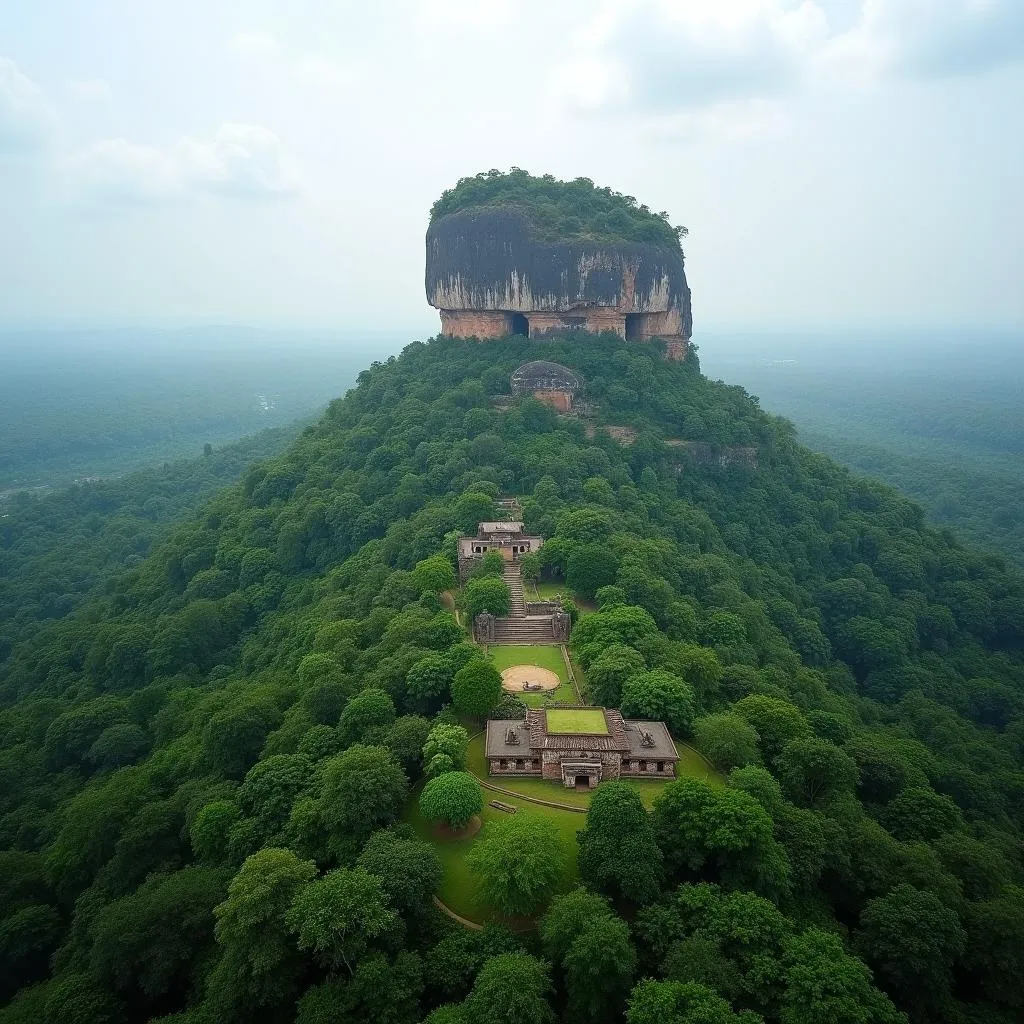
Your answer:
[426,204,692,359]
[484,706,680,789]
[457,521,543,577]
[510,360,581,413]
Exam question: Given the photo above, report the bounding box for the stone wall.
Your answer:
[621,758,676,778]
[489,757,541,776]
[530,388,573,413]
[439,310,513,339]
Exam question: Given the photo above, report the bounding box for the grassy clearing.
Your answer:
[546,708,609,734]
[404,784,583,925]
[488,644,576,706]
[489,644,567,680]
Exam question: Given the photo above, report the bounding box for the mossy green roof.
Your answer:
[545,708,610,735]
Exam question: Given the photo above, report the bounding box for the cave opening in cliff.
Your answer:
[510,313,529,337]
[625,313,644,341]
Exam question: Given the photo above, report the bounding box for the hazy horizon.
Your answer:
[2,1,1022,335]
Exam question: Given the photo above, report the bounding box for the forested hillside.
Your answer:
[702,333,1024,568]
[0,424,302,660]
[1,333,1023,1024]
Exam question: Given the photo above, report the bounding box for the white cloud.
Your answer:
[295,56,356,91]
[68,77,114,101]
[69,124,301,203]
[823,0,1024,83]
[0,58,55,153]
[230,31,280,56]
[553,0,829,115]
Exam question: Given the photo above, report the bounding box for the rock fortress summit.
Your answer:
[426,169,693,359]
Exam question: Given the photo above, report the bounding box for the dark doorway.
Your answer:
[510,313,529,337]
[625,313,644,341]
[574,775,589,789]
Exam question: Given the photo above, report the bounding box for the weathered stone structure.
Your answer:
[484,706,679,789]
[458,521,543,578]
[511,360,581,413]
[426,206,692,359]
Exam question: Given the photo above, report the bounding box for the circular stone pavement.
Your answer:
[500,665,560,693]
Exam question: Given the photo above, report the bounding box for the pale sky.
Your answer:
[1,0,1022,335]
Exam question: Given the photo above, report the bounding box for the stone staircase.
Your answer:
[503,562,526,618]
[491,617,556,644]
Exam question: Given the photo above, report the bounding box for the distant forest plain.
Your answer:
[2,326,1021,568]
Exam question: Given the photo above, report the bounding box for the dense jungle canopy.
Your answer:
[1,332,1023,1024]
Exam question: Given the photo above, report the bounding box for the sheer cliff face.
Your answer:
[425,206,692,356]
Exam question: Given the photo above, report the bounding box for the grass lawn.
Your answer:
[546,708,608,734]
[488,644,576,706]
[404,785,583,925]
[489,644,567,679]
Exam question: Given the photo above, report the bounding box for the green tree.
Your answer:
[566,544,620,600]
[881,787,962,842]
[383,715,432,778]
[621,670,696,735]
[961,890,1024,1012]
[626,980,755,1024]
[587,644,645,707]
[471,550,506,578]
[406,654,455,715]
[357,829,443,921]
[776,737,858,807]
[676,646,724,705]
[419,771,483,830]
[454,492,495,533]
[412,554,457,594]
[780,928,904,1024]
[855,884,965,1014]
[422,721,470,777]
[692,714,760,771]
[461,577,511,618]
[208,848,317,1014]
[651,778,789,897]
[519,552,541,581]
[318,745,409,859]
[296,952,423,1024]
[190,799,240,863]
[338,688,397,747]
[467,816,565,915]
[201,699,282,779]
[463,953,555,1024]
[733,695,810,764]
[286,866,398,975]
[541,889,636,1024]
[88,866,227,1005]
[577,781,663,904]
[451,660,503,719]
[238,754,310,838]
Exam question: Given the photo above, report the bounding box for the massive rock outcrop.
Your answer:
[426,202,692,359]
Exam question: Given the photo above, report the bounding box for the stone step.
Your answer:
[491,617,555,643]
[502,562,526,618]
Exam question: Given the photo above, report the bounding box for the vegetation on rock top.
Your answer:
[429,168,687,250]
